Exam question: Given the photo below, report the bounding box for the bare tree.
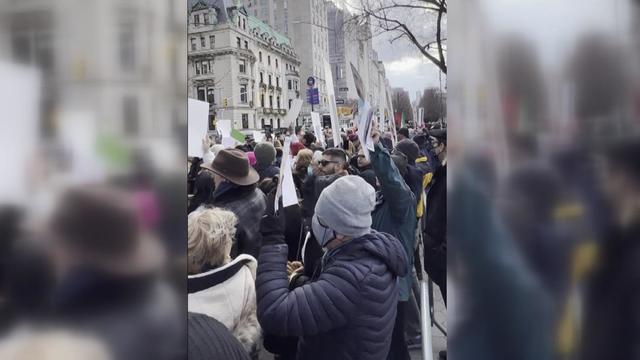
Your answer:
[419,87,446,124]
[346,0,447,74]
[392,88,414,124]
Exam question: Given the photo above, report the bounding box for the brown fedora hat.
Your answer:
[201,149,259,186]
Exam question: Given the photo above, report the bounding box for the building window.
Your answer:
[267,55,271,65]
[191,38,196,51]
[202,61,208,74]
[276,77,280,87]
[239,59,246,73]
[197,87,206,101]
[261,118,265,128]
[242,19,246,30]
[260,94,265,107]
[240,84,248,103]
[237,37,241,48]
[242,114,249,129]
[277,96,280,109]
[200,37,205,48]
[195,61,201,75]
[275,58,278,68]
[270,118,273,126]
[204,13,210,25]
[260,72,264,84]
[207,88,215,104]
[277,118,281,128]
[259,51,262,62]
[194,14,200,25]
[209,35,215,48]
[269,95,273,108]
[244,40,249,49]
[120,22,136,70]
[123,96,139,135]
[288,80,292,90]
[288,99,292,109]
[268,75,272,86]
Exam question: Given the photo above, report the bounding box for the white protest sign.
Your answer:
[386,90,398,147]
[217,119,232,137]
[281,157,298,208]
[252,131,265,144]
[188,98,210,157]
[0,62,39,205]
[221,137,236,148]
[323,58,342,148]
[274,137,292,213]
[283,99,303,128]
[310,112,325,148]
[59,111,104,184]
[357,100,375,160]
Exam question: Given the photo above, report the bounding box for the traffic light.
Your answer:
[223,97,228,108]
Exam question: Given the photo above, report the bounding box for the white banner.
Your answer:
[283,99,304,128]
[310,112,326,148]
[357,100,375,160]
[252,130,265,144]
[274,137,298,212]
[188,98,210,157]
[323,58,342,148]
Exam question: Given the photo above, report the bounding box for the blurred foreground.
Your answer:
[0,1,187,359]
[449,0,640,359]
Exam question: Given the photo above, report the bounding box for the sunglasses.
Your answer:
[319,160,339,167]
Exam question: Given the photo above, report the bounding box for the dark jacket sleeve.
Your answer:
[370,143,415,221]
[256,244,362,337]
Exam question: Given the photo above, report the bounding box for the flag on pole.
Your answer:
[401,112,406,128]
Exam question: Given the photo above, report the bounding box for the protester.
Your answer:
[293,149,313,196]
[395,139,425,207]
[301,132,316,148]
[397,128,410,142]
[201,149,266,258]
[253,142,279,180]
[423,129,447,304]
[187,208,260,355]
[348,134,361,156]
[188,168,215,213]
[46,187,181,360]
[301,148,350,218]
[256,176,409,360]
[580,139,640,360]
[354,148,373,172]
[246,151,257,167]
[368,131,417,360]
[310,151,323,176]
[290,142,306,157]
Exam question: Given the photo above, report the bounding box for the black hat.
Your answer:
[188,312,251,360]
[398,128,410,139]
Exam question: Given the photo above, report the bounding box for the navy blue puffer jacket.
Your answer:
[256,231,408,360]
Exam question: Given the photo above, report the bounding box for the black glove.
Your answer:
[260,189,286,246]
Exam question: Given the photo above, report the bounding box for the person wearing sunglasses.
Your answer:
[317,148,349,177]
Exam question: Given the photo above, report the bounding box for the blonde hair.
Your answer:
[296,149,313,169]
[188,208,237,274]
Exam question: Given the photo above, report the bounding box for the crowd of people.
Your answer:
[187,123,448,359]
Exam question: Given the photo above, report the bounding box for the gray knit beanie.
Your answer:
[254,142,276,165]
[314,175,376,244]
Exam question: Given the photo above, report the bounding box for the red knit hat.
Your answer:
[290,142,306,156]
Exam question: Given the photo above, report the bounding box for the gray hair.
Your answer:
[187,208,237,274]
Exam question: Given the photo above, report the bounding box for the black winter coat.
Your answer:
[256,231,408,360]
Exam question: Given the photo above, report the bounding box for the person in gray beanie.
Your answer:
[253,142,279,180]
[256,175,408,360]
